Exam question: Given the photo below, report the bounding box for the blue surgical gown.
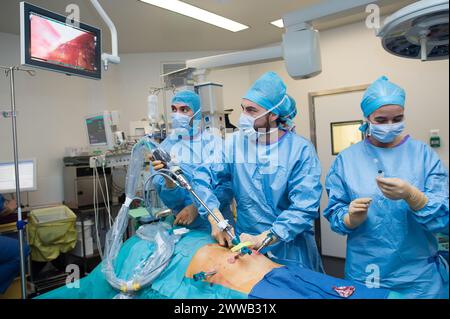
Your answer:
[324,137,449,299]
[192,131,324,271]
[0,235,30,294]
[152,131,234,231]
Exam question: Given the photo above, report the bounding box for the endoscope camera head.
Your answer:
[152,148,172,166]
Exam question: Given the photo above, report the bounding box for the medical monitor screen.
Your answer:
[86,115,108,146]
[0,160,36,194]
[21,2,101,79]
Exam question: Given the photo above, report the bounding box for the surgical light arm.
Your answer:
[90,0,121,70]
[282,0,380,30]
[186,0,381,79]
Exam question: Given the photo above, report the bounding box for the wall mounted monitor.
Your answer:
[20,2,102,79]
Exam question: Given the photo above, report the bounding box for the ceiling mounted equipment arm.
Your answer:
[90,0,121,70]
[186,45,284,70]
[283,0,380,31]
[186,0,380,80]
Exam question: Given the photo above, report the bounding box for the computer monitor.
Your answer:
[20,2,102,80]
[85,112,115,151]
[0,159,37,194]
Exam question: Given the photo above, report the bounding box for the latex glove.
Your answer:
[151,159,176,189]
[240,230,278,250]
[376,177,428,211]
[151,160,165,171]
[343,198,372,229]
[208,208,234,248]
[174,204,198,226]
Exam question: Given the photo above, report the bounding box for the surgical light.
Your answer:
[378,0,449,61]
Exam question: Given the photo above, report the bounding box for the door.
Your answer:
[311,86,367,258]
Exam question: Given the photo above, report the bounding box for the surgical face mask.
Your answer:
[171,110,200,136]
[238,113,257,134]
[238,112,278,138]
[239,95,287,136]
[368,121,405,143]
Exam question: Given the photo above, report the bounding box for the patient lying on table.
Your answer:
[188,243,399,299]
[37,227,399,299]
[186,243,282,294]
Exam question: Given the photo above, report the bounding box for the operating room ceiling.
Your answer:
[0,0,417,53]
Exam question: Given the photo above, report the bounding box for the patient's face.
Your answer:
[185,243,282,294]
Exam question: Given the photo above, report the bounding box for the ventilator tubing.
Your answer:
[102,136,177,298]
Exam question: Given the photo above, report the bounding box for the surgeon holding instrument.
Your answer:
[192,72,323,271]
[150,90,235,231]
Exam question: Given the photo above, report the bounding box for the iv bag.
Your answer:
[148,94,158,122]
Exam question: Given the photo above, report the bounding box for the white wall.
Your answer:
[0,32,249,206]
[247,20,449,169]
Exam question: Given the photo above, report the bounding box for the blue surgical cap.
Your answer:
[172,90,201,119]
[278,95,297,130]
[243,72,290,116]
[361,76,406,118]
[284,95,297,120]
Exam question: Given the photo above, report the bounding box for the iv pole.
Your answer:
[0,0,118,300]
[0,65,36,299]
